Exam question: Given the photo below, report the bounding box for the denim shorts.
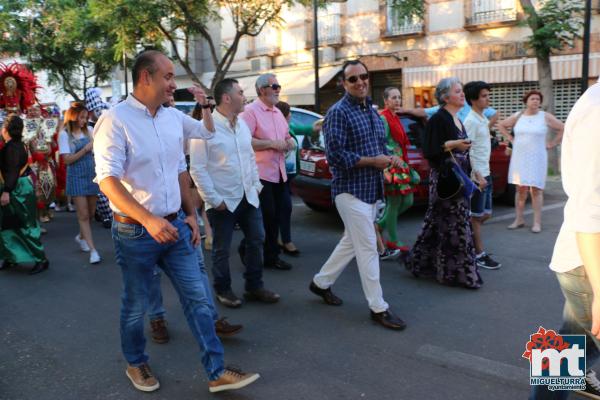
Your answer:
[471,175,492,217]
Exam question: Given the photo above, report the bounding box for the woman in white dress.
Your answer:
[498,90,564,233]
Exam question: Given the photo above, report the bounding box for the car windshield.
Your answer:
[290,110,320,126]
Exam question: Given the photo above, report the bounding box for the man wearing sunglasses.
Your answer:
[309,60,407,330]
[240,73,296,272]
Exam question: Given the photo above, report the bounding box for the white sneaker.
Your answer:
[67,203,76,212]
[89,250,101,264]
[75,234,91,252]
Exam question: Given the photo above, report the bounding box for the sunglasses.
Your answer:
[345,73,369,84]
[262,83,282,91]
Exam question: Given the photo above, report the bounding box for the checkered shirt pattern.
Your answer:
[96,192,113,220]
[324,93,388,204]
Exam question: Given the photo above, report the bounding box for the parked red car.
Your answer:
[292,114,513,211]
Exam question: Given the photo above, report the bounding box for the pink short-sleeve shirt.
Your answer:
[240,98,291,183]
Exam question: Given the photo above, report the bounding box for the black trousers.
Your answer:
[259,179,286,265]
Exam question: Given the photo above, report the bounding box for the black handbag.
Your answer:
[437,151,479,201]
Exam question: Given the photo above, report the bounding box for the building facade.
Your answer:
[207,0,600,121]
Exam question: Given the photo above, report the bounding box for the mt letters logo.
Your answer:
[523,327,586,391]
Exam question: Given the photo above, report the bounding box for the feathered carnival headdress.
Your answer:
[0,62,41,112]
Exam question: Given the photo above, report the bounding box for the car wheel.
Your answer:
[502,183,516,206]
[304,201,331,212]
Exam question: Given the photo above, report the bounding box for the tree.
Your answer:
[92,0,306,93]
[519,0,583,172]
[520,0,584,114]
[0,0,117,101]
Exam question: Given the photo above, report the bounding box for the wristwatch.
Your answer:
[201,104,212,109]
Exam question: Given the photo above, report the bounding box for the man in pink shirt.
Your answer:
[240,73,296,270]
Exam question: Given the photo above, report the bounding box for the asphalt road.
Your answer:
[0,179,574,400]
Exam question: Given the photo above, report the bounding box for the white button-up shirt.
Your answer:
[551,83,600,272]
[189,110,262,211]
[93,95,213,217]
[463,110,491,178]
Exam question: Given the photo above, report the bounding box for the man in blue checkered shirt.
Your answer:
[309,60,407,330]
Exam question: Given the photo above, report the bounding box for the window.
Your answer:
[466,0,518,26]
[385,1,423,36]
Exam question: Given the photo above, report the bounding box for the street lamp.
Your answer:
[581,0,592,93]
[313,0,347,114]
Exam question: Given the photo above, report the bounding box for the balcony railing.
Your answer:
[465,0,518,27]
[306,13,343,47]
[384,3,424,37]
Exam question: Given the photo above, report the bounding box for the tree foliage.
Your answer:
[0,0,117,101]
[521,0,584,59]
[91,0,304,92]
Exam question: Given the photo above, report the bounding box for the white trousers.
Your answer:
[313,193,389,313]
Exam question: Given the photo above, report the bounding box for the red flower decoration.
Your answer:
[522,327,570,371]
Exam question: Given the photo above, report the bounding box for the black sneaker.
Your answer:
[476,253,501,270]
[216,290,242,308]
[379,248,400,261]
[578,369,600,399]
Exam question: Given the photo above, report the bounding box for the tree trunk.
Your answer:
[537,57,554,114]
[537,56,559,174]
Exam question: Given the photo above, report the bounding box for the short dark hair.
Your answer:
[214,78,239,106]
[275,101,291,118]
[2,114,24,141]
[132,50,163,87]
[523,89,543,105]
[341,59,369,80]
[463,81,491,106]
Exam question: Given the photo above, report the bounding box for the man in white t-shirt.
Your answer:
[463,81,501,270]
[530,83,600,399]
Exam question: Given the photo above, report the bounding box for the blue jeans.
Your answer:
[148,266,165,321]
[529,266,600,399]
[112,214,224,380]
[470,175,492,217]
[207,197,265,294]
[148,247,218,322]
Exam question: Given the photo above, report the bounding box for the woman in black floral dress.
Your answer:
[404,77,483,289]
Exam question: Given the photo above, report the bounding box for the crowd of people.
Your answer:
[0,82,114,272]
[2,48,594,397]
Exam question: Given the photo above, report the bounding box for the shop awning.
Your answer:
[403,53,600,87]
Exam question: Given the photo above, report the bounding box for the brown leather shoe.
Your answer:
[208,366,260,393]
[370,309,407,330]
[150,318,169,344]
[243,288,280,303]
[126,363,160,392]
[309,281,343,306]
[215,317,243,338]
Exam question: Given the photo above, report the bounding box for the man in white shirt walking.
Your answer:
[529,82,600,399]
[463,81,501,270]
[190,78,280,308]
[93,50,258,394]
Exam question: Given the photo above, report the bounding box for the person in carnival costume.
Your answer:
[377,87,419,254]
